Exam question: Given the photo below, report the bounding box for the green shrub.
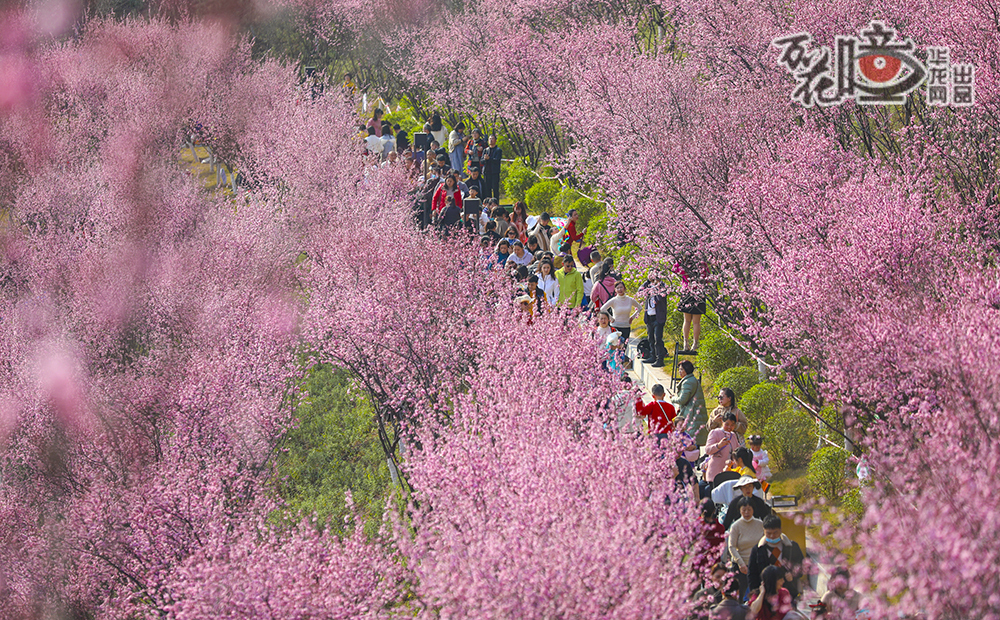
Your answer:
[741,382,787,430]
[525,179,561,213]
[763,406,815,470]
[583,210,609,248]
[714,366,761,400]
[841,488,865,521]
[698,330,751,376]
[569,196,604,227]
[383,110,421,134]
[553,187,583,215]
[807,446,849,501]
[666,304,685,341]
[502,158,538,202]
[816,405,846,446]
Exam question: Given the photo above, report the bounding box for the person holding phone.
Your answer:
[705,412,740,485]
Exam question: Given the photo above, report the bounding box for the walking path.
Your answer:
[627,347,831,616]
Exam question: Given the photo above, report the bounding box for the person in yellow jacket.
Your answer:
[556,257,584,308]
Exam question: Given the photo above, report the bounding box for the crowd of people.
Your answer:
[360,108,863,620]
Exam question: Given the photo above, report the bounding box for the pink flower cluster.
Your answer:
[0,8,718,619]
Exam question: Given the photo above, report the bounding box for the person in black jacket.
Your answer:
[394,124,409,152]
[436,195,463,234]
[722,476,771,530]
[465,166,485,197]
[415,169,441,229]
[748,514,805,604]
[637,271,668,367]
[482,135,502,200]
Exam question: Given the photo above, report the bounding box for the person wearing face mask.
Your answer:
[748,515,805,605]
[728,497,765,602]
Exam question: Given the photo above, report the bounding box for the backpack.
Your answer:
[636,337,651,359]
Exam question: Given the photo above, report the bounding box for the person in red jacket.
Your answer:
[562,208,587,251]
[635,384,676,437]
[432,174,462,216]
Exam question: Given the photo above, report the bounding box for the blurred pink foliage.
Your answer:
[0,5,716,619]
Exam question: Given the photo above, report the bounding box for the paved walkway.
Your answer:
[625,346,831,616]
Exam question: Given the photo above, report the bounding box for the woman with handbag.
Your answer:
[589,261,618,311]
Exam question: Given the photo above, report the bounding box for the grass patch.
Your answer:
[769,466,809,498]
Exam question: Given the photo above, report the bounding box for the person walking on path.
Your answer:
[537,260,560,307]
[748,515,806,605]
[705,412,741,484]
[722,476,771,530]
[599,281,642,342]
[465,166,485,198]
[448,121,465,173]
[590,261,617,311]
[748,565,793,620]
[673,359,708,444]
[709,388,749,444]
[634,384,676,436]
[465,129,485,173]
[728,497,766,601]
[530,212,553,252]
[429,112,448,148]
[367,108,384,137]
[556,256,584,308]
[563,209,586,264]
[711,574,750,620]
[482,135,502,200]
[432,174,462,218]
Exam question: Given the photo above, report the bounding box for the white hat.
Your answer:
[734,475,759,488]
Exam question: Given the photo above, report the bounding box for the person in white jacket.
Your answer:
[748,434,772,481]
[536,260,560,307]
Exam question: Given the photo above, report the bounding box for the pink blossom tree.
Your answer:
[390,0,1000,617]
[1,5,719,618]
[398,310,707,619]
[0,11,408,618]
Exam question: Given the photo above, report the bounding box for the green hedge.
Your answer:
[807,446,849,501]
[525,180,561,214]
[841,488,865,521]
[741,382,787,430]
[554,187,583,215]
[698,330,751,376]
[570,196,603,228]
[714,366,761,400]
[763,406,815,470]
[503,158,538,202]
